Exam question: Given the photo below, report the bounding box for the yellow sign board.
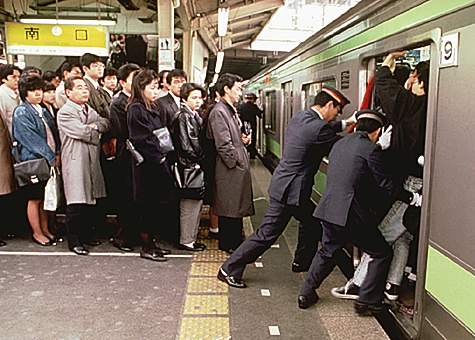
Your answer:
[5,22,109,56]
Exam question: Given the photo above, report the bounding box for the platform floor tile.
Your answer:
[179,317,230,340]
[190,262,222,276]
[183,295,229,315]
[187,277,229,294]
[193,249,229,262]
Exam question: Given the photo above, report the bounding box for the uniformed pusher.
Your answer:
[297,109,422,315]
[218,86,356,288]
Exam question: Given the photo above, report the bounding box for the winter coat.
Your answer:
[0,115,15,195]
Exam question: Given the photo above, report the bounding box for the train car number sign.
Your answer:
[440,32,459,68]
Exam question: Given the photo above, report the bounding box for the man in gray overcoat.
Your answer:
[208,73,254,253]
[57,76,110,255]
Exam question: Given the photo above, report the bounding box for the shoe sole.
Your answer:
[384,292,399,301]
[331,288,359,300]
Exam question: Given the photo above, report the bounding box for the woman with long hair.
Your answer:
[127,69,174,261]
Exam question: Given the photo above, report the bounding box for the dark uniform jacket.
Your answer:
[237,102,262,126]
[315,131,413,227]
[155,93,179,130]
[110,91,129,158]
[268,108,342,206]
[375,65,427,179]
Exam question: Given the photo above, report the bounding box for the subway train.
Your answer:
[245,0,474,339]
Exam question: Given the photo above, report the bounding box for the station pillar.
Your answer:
[157,0,174,71]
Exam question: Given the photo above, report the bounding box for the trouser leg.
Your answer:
[66,204,91,248]
[222,198,292,279]
[219,216,244,251]
[387,231,412,286]
[292,201,321,268]
[180,199,203,245]
[300,221,347,296]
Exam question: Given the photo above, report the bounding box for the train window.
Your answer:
[302,78,336,109]
[264,90,277,132]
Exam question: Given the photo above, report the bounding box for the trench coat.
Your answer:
[0,115,15,195]
[57,100,110,205]
[208,100,254,218]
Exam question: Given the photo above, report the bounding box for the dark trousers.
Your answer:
[218,216,244,251]
[222,197,354,279]
[66,204,98,248]
[300,211,392,305]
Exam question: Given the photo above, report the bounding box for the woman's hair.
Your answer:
[19,74,45,101]
[43,81,56,93]
[129,68,158,110]
[180,82,206,101]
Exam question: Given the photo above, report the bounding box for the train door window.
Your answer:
[301,78,336,110]
[264,90,277,132]
[363,44,432,334]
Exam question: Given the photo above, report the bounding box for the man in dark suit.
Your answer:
[218,87,356,288]
[297,109,421,314]
[154,69,187,129]
[237,93,263,158]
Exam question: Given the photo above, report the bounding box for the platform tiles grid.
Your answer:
[178,230,231,340]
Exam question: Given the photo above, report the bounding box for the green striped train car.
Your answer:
[246,0,475,339]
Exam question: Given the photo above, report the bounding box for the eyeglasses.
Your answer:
[90,63,105,69]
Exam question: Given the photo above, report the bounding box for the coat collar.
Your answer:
[0,84,19,100]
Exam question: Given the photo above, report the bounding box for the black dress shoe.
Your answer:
[111,239,134,252]
[217,268,246,288]
[71,245,89,256]
[179,243,206,252]
[32,236,56,247]
[156,247,171,255]
[0,240,6,247]
[140,249,167,262]
[194,242,207,251]
[83,239,102,247]
[298,292,319,309]
[292,262,310,273]
[354,301,385,316]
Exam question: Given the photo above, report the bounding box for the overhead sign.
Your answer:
[5,22,108,56]
[440,32,459,68]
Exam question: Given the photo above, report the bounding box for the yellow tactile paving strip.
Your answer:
[179,224,231,340]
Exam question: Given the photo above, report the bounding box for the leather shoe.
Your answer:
[292,262,310,273]
[84,239,102,247]
[0,240,6,247]
[71,245,89,256]
[179,243,207,252]
[217,268,246,288]
[354,301,385,316]
[298,292,319,309]
[140,249,167,262]
[32,236,56,247]
[111,239,134,252]
[156,247,171,255]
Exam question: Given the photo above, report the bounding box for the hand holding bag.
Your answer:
[44,167,62,211]
[153,127,174,154]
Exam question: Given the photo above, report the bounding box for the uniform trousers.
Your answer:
[300,209,392,305]
[66,203,98,248]
[222,197,354,280]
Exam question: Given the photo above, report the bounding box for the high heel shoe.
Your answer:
[32,236,56,247]
[47,235,64,243]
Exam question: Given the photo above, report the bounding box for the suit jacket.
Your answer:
[110,91,129,158]
[314,131,413,227]
[155,93,179,129]
[268,108,342,206]
[83,78,110,119]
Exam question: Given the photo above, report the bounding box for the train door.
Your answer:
[363,44,432,337]
[280,81,293,152]
[256,90,265,155]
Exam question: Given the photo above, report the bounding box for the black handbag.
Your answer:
[173,163,205,199]
[13,158,50,187]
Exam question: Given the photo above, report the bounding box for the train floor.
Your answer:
[0,159,389,339]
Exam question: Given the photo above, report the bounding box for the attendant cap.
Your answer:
[320,86,350,107]
[355,109,386,126]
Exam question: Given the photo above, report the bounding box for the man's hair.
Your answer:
[64,76,84,91]
[117,63,141,82]
[43,81,56,92]
[166,69,187,84]
[129,69,158,110]
[103,67,118,78]
[215,73,243,97]
[22,66,42,77]
[60,62,81,79]
[415,61,430,94]
[158,69,170,88]
[355,118,382,133]
[19,74,45,101]
[80,53,103,69]
[0,64,21,82]
[180,83,206,101]
[42,70,58,83]
[314,91,339,108]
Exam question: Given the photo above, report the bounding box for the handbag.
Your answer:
[44,167,62,211]
[12,141,50,187]
[153,127,174,154]
[173,163,205,199]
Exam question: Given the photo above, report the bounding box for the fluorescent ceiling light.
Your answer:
[19,16,116,26]
[217,7,229,37]
[215,51,224,73]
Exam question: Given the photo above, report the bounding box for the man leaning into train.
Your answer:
[218,86,356,288]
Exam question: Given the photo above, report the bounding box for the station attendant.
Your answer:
[218,87,356,288]
[298,110,422,314]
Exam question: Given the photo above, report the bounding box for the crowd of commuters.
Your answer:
[0,53,254,262]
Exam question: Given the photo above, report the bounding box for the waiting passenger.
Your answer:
[100,67,118,101]
[0,64,21,136]
[42,70,61,88]
[174,83,207,252]
[55,62,82,109]
[217,87,355,288]
[22,66,42,77]
[157,69,170,98]
[57,76,110,256]
[41,82,58,118]
[80,53,110,120]
[12,74,61,246]
[237,93,263,159]
[207,73,254,254]
[109,63,141,252]
[127,69,174,262]
[155,69,187,129]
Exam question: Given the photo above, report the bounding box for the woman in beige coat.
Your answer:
[0,115,15,246]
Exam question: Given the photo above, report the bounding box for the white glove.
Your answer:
[347,111,358,125]
[377,125,393,150]
[418,155,424,167]
[410,192,422,207]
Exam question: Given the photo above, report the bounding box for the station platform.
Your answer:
[0,159,389,340]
